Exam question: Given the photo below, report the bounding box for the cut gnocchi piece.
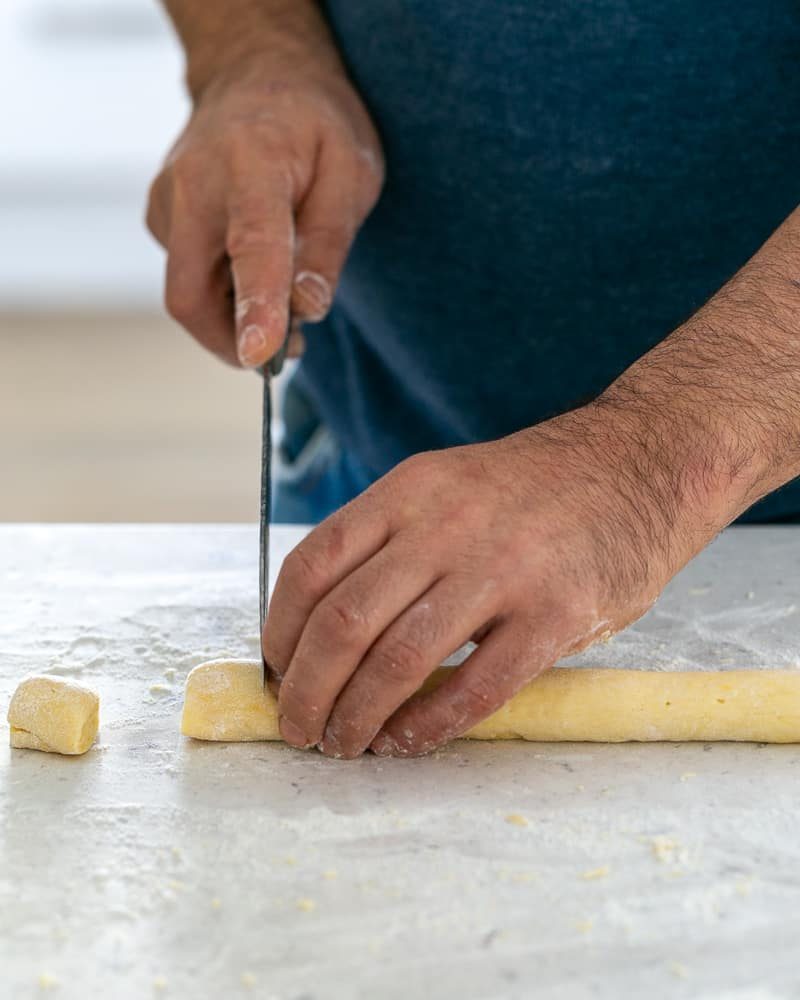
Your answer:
[8,675,99,755]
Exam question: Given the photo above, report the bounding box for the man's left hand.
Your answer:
[263,401,718,758]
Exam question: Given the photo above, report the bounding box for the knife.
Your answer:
[260,337,289,687]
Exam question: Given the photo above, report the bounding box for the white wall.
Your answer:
[0,0,189,310]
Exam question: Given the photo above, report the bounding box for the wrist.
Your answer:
[591,348,767,551]
[517,401,730,607]
[176,1,346,101]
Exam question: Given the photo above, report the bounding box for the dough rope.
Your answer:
[181,659,800,745]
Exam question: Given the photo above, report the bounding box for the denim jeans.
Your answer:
[290,1,800,523]
[273,372,800,526]
[272,376,376,524]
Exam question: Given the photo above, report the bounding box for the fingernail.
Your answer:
[293,271,331,320]
[370,732,398,757]
[280,717,309,748]
[238,324,266,366]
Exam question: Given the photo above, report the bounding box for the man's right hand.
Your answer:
[146,16,384,368]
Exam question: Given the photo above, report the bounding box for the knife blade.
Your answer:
[260,338,289,687]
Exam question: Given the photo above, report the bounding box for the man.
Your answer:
[147,1,800,759]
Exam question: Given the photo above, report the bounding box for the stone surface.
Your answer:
[2,524,800,1000]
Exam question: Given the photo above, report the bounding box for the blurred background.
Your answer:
[0,0,263,521]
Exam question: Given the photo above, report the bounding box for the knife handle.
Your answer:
[268,337,289,378]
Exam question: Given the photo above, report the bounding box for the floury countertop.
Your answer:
[2,525,800,999]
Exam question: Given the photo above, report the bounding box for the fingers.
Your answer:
[149,135,370,368]
[291,271,333,324]
[371,619,556,757]
[150,162,293,368]
[318,573,502,759]
[154,161,297,370]
[164,210,238,365]
[289,144,361,323]
[148,169,240,365]
[229,171,296,368]
[262,495,391,684]
[276,534,442,749]
[235,146,364,362]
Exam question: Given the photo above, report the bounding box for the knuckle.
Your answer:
[225,132,295,197]
[225,126,261,171]
[369,636,426,683]
[389,451,444,501]
[459,672,501,717]
[401,451,437,479]
[315,515,349,564]
[490,537,528,572]
[386,459,416,494]
[164,282,198,325]
[404,598,449,650]
[227,124,287,169]
[452,499,486,529]
[314,597,368,643]
[299,222,353,249]
[169,155,205,199]
[354,158,384,203]
[280,545,327,595]
[225,223,271,259]
[226,225,294,262]
[279,684,323,732]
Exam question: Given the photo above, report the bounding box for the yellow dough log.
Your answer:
[181,659,800,744]
[8,676,99,755]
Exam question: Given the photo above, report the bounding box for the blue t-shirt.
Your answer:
[295,0,800,521]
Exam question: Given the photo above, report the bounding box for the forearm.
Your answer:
[160,0,345,98]
[596,204,800,540]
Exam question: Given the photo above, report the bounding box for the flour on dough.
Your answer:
[8,675,99,755]
[181,659,800,745]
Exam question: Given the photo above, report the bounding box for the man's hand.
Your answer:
[263,401,728,759]
[147,0,383,367]
[264,198,800,759]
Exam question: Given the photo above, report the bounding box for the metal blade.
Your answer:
[259,337,289,686]
[259,369,272,684]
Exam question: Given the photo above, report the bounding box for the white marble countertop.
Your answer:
[2,524,800,1000]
